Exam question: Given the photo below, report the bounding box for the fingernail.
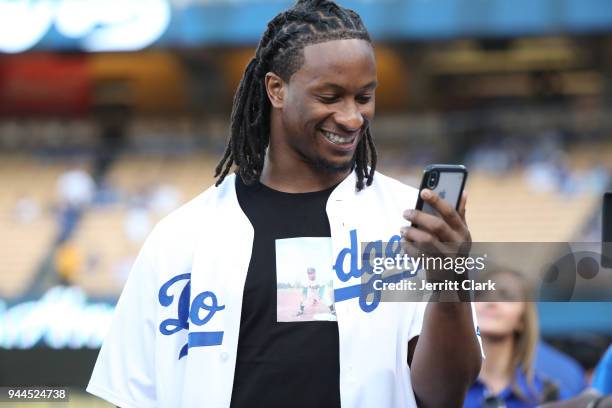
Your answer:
[404,209,414,220]
[421,189,432,199]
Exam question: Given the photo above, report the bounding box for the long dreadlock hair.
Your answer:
[214,0,378,191]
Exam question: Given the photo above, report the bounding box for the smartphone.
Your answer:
[603,192,612,268]
[415,164,468,217]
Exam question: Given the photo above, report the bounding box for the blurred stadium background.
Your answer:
[1,0,611,406]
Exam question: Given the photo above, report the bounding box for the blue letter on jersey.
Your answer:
[333,230,409,313]
[158,273,225,359]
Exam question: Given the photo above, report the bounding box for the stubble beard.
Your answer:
[311,154,356,174]
[310,132,362,174]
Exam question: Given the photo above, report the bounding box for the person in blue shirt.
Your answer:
[593,345,612,394]
[535,340,586,399]
[539,345,612,407]
[464,268,559,408]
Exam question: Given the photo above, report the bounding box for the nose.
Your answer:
[478,301,497,311]
[334,101,364,132]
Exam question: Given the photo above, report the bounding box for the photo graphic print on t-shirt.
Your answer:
[276,237,336,322]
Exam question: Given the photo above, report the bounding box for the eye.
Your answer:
[318,95,339,104]
[356,94,373,104]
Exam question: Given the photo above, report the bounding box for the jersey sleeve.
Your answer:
[86,232,159,408]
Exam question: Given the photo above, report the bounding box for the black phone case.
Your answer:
[603,192,612,268]
[415,164,468,214]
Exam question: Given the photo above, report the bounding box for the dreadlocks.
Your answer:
[214,0,378,191]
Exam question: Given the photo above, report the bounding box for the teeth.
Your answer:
[323,131,355,145]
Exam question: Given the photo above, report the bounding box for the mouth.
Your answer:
[320,129,359,148]
[477,310,502,320]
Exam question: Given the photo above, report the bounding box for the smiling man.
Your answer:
[87,1,482,407]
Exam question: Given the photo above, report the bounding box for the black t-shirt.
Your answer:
[230,176,340,408]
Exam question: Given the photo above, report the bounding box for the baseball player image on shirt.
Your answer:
[87,1,483,407]
[275,236,336,322]
[295,267,336,318]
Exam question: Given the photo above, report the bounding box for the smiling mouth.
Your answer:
[321,130,358,145]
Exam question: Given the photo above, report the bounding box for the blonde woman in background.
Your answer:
[464,268,559,408]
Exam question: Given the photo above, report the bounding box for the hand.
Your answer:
[400,189,472,280]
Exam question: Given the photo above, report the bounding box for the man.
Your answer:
[87,1,482,407]
[296,267,335,318]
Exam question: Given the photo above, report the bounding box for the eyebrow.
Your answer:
[316,81,377,92]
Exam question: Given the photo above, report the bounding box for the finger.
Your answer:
[420,189,464,230]
[458,191,467,223]
[403,209,460,243]
[399,231,422,259]
[399,225,445,256]
[402,220,467,259]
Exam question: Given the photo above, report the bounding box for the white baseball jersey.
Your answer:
[299,269,330,288]
[87,170,481,408]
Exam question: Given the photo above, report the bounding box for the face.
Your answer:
[475,273,526,339]
[476,302,525,340]
[266,38,377,173]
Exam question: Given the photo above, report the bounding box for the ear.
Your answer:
[265,72,286,109]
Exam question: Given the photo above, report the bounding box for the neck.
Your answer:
[480,335,515,394]
[260,150,350,193]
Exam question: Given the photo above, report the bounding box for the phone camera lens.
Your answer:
[428,171,438,188]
